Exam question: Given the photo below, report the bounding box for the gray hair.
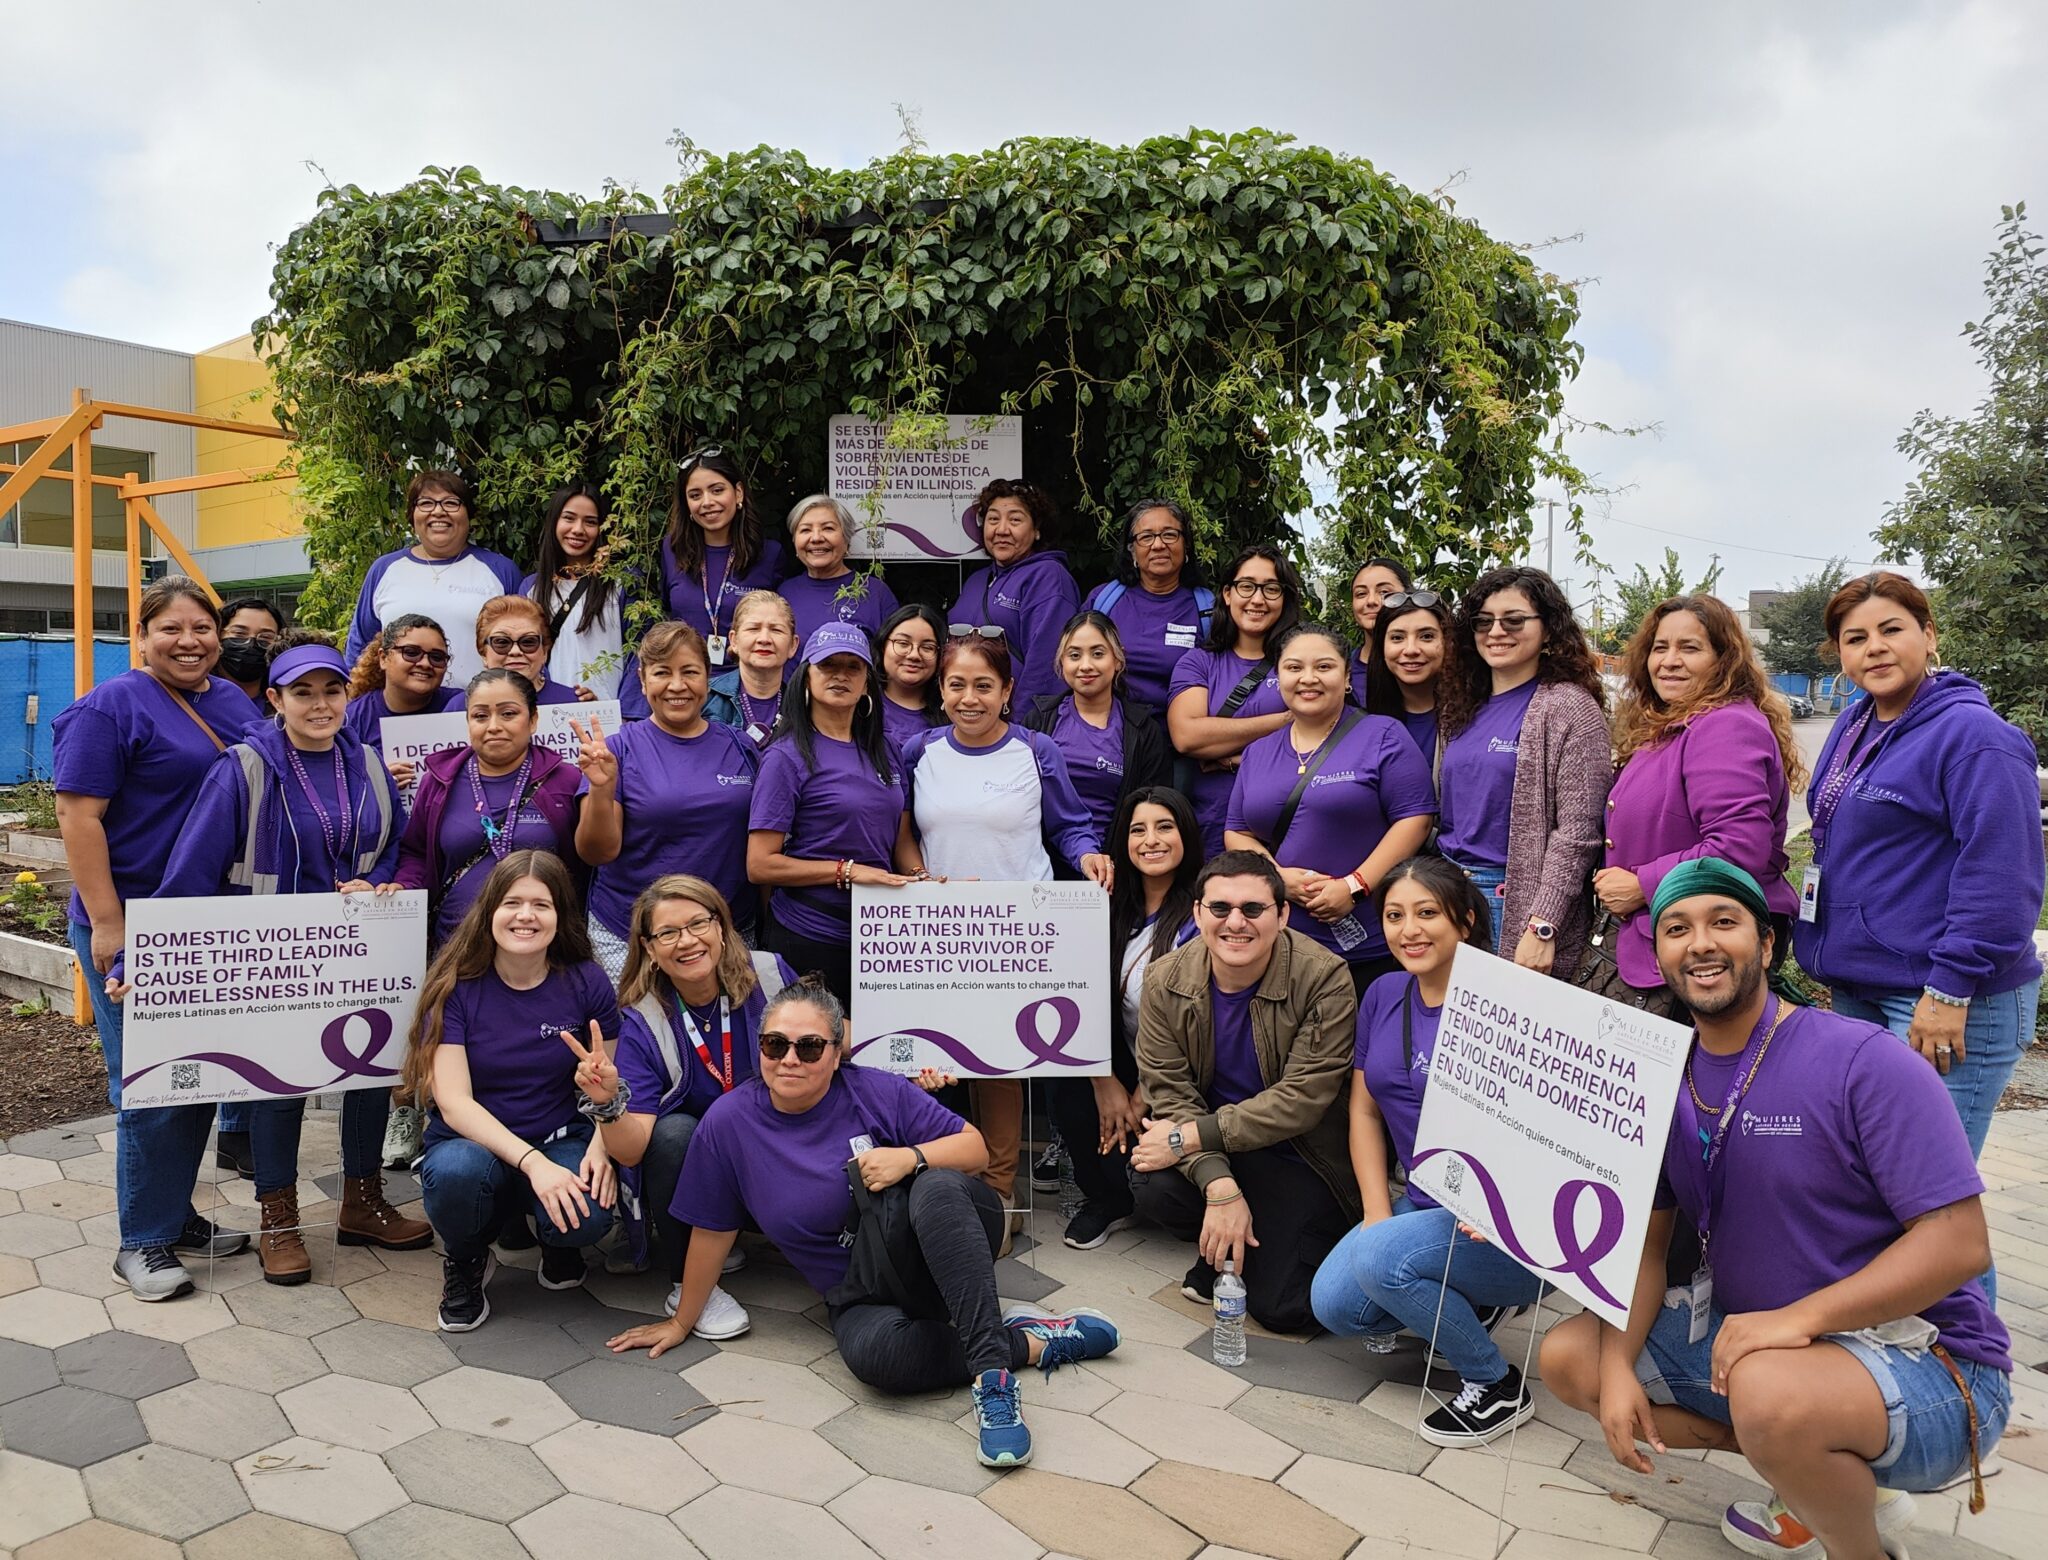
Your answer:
[762,975,848,1045]
[786,493,854,537]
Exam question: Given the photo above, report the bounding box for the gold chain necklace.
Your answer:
[1685,1000,1787,1115]
[1290,719,1342,776]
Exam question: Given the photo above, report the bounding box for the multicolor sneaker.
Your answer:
[1720,1487,1916,1559]
[973,1369,1031,1467]
[1002,1304,1121,1373]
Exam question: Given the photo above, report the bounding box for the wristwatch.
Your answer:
[910,1146,930,1175]
[1526,918,1556,942]
[1166,1126,1187,1159]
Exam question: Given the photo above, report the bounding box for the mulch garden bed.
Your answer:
[0,1006,109,1138]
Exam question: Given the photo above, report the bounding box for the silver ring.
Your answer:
[1936,1045,1953,1056]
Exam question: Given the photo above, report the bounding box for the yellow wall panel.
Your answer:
[193,334,297,549]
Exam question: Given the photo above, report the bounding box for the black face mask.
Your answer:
[218,638,271,683]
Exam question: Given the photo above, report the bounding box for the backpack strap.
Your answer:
[227,745,281,895]
[1192,584,1215,640]
[1093,580,1127,615]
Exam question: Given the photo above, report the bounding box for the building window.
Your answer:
[0,443,155,553]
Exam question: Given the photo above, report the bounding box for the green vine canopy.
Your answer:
[259,129,1585,631]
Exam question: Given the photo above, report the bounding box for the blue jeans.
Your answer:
[70,919,210,1249]
[250,1089,390,1195]
[418,1123,615,1262]
[1447,858,1508,951]
[1638,1293,2011,1492]
[1309,1197,1549,1384]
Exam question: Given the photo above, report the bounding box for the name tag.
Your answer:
[1164,623,1198,647]
[1798,866,1820,923]
[848,1134,875,1157]
[705,633,729,666]
[1688,1266,1713,1344]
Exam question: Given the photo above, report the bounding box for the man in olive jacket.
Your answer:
[1130,850,1361,1333]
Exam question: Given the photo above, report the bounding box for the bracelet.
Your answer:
[1204,1190,1244,1207]
[577,1075,633,1123]
[1923,986,1971,1009]
[515,1147,537,1173]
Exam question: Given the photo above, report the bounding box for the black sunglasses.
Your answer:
[1199,898,1279,921]
[1379,590,1443,611]
[392,644,451,669]
[760,1032,835,1063]
[485,633,546,655]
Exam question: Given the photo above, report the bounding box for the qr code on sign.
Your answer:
[1443,1158,1466,1197]
[889,1037,916,1067]
[170,1063,202,1093]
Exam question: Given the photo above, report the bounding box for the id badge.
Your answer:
[745,723,768,745]
[1687,1265,1713,1344]
[705,633,729,666]
[1798,865,1820,923]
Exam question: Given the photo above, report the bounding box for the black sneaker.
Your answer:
[1420,1362,1536,1447]
[1180,1259,1216,1304]
[493,1215,538,1252]
[438,1252,495,1332]
[1030,1139,1064,1193]
[172,1213,251,1259]
[1062,1205,1133,1251]
[538,1243,588,1291]
[1426,1303,1521,1373]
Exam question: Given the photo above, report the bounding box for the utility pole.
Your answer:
[1545,499,1556,575]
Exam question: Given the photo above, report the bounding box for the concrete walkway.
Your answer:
[0,1107,2042,1560]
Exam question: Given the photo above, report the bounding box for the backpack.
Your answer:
[1093,579,1215,642]
[227,744,396,895]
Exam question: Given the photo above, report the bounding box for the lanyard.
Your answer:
[673,993,734,1092]
[467,750,535,858]
[1674,997,1787,1261]
[700,550,734,637]
[285,744,356,868]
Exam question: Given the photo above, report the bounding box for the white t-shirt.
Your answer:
[354,548,523,686]
[531,574,624,700]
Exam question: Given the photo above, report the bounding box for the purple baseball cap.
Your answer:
[267,643,349,687]
[800,622,874,668]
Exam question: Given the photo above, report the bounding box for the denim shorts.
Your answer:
[1634,1291,2011,1491]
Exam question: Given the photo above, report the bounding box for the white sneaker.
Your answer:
[691,1284,752,1340]
[381,1103,423,1169]
[722,1244,747,1275]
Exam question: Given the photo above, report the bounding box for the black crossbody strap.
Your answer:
[547,575,595,641]
[1269,709,1362,855]
[1216,658,1273,718]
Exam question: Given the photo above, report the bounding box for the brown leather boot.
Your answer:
[258,1187,312,1286]
[337,1175,433,1250]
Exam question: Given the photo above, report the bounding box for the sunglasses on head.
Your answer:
[759,1032,835,1063]
[1380,589,1442,611]
[678,444,727,474]
[947,623,1006,640]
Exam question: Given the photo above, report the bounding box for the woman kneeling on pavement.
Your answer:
[606,976,1121,1469]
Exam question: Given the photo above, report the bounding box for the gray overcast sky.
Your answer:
[4,0,2041,604]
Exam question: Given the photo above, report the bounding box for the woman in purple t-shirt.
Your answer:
[1021,611,1173,850]
[659,447,789,668]
[877,602,946,753]
[1347,557,1413,707]
[1309,857,1549,1447]
[778,494,900,643]
[1082,498,1214,711]
[1362,589,1453,767]
[411,851,620,1332]
[343,613,461,784]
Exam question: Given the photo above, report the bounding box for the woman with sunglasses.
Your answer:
[396,668,588,947]
[1167,544,1301,856]
[1348,559,1414,706]
[708,589,799,747]
[779,494,900,642]
[1021,610,1174,850]
[570,875,792,1341]
[345,470,523,687]
[475,596,583,706]
[949,478,1080,710]
[577,622,761,978]
[659,447,789,671]
[878,602,946,753]
[521,482,625,701]
[344,614,461,784]
[218,597,287,711]
[1438,566,1610,975]
[1309,856,1547,1448]
[606,975,1120,1470]
[1363,589,1453,763]
[748,624,924,1006]
[1083,498,1215,711]
[412,851,619,1331]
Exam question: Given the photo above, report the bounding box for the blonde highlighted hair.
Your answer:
[616,876,760,1009]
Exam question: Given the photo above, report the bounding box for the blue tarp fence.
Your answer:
[0,637,132,786]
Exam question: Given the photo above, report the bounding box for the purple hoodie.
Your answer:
[395,742,587,929]
[950,548,1081,709]
[1795,671,2043,1000]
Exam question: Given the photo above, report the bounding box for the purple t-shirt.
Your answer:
[588,720,759,937]
[1088,582,1206,711]
[342,686,463,751]
[1655,1002,2009,1372]
[672,1066,966,1294]
[1397,707,1438,762]
[1050,700,1126,841]
[1225,715,1435,959]
[1348,652,1371,712]
[51,671,264,923]
[749,734,905,941]
[779,572,900,645]
[532,679,583,707]
[881,696,937,755]
[1169,647,1285,854]
[1354,973,1439,1210]
[435,764,590,943]
[613,959,792,1125]
[660,538,790,644]
[1437,679,1539,869]
[1207,980,1265,1108]
[424,960,621,1146]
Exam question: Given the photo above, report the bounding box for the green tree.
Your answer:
[258,134,1588,630]
[1877,204,2048,745]
[1595,547,1724,653]
[1754,561,1849,680]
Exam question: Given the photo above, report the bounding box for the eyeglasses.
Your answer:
[1380,590,1442,611]
[1198,899,1279,921]
[391,644,451,669]
[414,499,466,515]
[647,916,719,947]
[485,633,546,655]
[1227,579,1286,602]
[224,629,282,647]
[759,1032,835,1063]
[886,635,936,656]
[1131,527,1184,549]
[1470,612,1536,635]
[948,624,1006,640]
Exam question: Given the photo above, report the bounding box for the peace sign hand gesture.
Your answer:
[571,718,617,791]
[559,1021,619,1106]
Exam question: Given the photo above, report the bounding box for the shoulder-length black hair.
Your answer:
[665,448,766,581]
[1439,565,1607,739]
[1205,543,1304,654]
[877,601,948,721]
[1363,592,1456,719]
[532,483,616,635]
[772,654,896,785]
[1112,497,1201,590]
[1374,853,1495,955]
[1106,785,1203,973]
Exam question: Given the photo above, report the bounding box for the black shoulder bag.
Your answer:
[824,1161,948,1319]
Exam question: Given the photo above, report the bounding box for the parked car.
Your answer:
[1787,693,1815,719]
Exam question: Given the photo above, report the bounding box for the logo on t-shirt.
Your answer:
[1094,755,1123,774]
[1165,622,1198,647]
[1486,736,1519,755]
[848,1134,875,1156]
[1308,770,1358,788]
[714,773,754,787]
[1739,1108,1802,1137]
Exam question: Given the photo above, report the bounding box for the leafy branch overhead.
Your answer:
[258,132,1587,629]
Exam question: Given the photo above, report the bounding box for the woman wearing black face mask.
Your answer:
[218,599,286,713]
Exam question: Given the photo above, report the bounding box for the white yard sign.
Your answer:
[829,414,1022,560]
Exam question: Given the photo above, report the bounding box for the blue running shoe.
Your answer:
[1002,1303,1121,1374]
[973,1369,1031,1467]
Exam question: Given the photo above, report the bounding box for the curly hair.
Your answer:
[1612,595,1806,789]
[974,478,1056,542]
[348,613,448,697]
[1439,566,1606,739]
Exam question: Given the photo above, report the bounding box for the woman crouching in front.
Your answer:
[605,977,1122,1469]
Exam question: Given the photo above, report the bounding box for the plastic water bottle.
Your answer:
[1057,1144,1083,1221]
[1212,1261,1247,1367]
[1362,1332,1399,1354]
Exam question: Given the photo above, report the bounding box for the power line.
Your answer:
[1593,511,1890,570]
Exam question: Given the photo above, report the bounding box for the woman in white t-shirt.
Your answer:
[521,482,625,701]
[345,470,523,686]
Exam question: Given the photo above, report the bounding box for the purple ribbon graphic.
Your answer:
[851,997,1105,1076]
[123,1008,399,1097]
[871,503,985,559]
[1410,1145,1628,1310]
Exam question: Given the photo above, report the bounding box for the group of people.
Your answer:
[52,455,2040,1525]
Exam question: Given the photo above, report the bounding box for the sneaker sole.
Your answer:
[438,1255,497,1332]
[171,1237,252,1259]
[976,1446,1032,1469]
[536,1269,589,1292]
[1417,1394,1537,1448]
[1179,1283,1211,1303]
[1002,1302,1117,1328]
[119,1268,195,1303]
[691,1315,753,1341]
[1063,1217,1134,1251]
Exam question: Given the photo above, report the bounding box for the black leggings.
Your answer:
[1051,1078,1135,1218]
[766,920,854,1012]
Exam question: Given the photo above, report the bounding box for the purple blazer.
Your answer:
[1604,700,1795,987]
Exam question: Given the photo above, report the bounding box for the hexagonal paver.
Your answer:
[1098,1392,1299,1479]
[18,1180,116,1220]
[339,1269,441,1329]
[274,1371,434,1452]
[0,1448,92,1548]
[512,1492,708,1559]
[309,1316,456,1387]
[673,1484,880,1560]
[350,1502,530,1560]
[58,1152,120,1187]
[1127,1461,1358,1560]
[53,1330,194,1400]
[385,1426,563,1521]
[222,1280,358,1337]
[12,1517,181,1558]
[533,1421,713,1513]
[0,1153,65,1190]
[559,1303,716,1373]
[137,1377,293,1461]
[0,1383,148,1466]
[34,1245,127,1298]
[0,1286,110,1347]
[183,1510,355,1560]
[680,1413,864,1504]
[0,1334,61,1403]
[680,1350,852,1428]
[102,1289,237,1344]
[547,1355,712,1435]
[81,1443,251,1540]
[0,1249,35,1297]
[980,1467,1203,1560]
[1279,1455,1501,1560]
[414,1364,577,1443]
[2,1127,100,1161]
[231,1436,407,1533]
[829,1473,1040,1559]
[818,1404,994,1495]
[186,1326,327,1393]
[444,1317,592,1379]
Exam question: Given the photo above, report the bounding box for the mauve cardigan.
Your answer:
[1500,680,1613,978]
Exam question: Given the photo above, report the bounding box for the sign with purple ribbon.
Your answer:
[1409,945,1690,1329]
[117,891,428,1110]
[829,414,1022,560]
[849,881,1110,1078]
